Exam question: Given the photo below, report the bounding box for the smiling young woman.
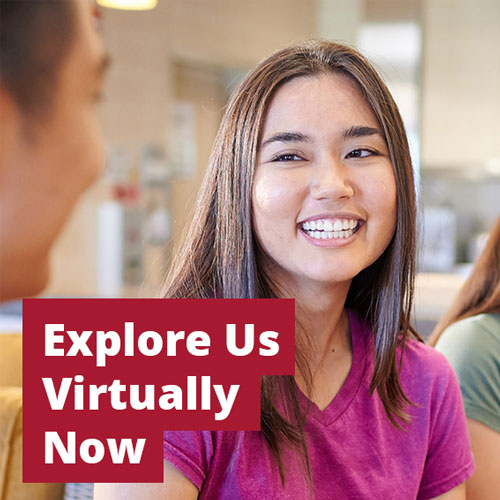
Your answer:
[95,40,473,500]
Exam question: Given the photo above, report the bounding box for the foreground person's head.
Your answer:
[0,0,108,300]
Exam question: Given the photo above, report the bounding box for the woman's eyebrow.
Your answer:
[261,131,311,148]
[342,125,381,139]
[261,127,382,148]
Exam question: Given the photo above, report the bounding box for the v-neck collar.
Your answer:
[297,309,368,427]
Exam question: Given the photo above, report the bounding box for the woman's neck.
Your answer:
[271,271,353,369]
[283,277,354,408]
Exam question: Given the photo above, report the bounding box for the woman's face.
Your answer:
[252,73,397,291]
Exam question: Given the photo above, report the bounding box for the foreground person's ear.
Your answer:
[0,85,23,164]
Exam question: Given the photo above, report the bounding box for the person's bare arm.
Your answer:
[93,461,199,500]
[465,418,500,500]
[429,482,465,500]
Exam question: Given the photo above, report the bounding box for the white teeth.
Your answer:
[301,218,359,240]
[304,228,355,240]
[323,220,333,231]
[333,220,343,231]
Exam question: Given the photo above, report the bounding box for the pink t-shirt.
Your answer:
[163,310,474,499]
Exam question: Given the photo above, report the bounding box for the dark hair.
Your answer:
[0,0,76,114]
[430,214,500,344]
[162,40,418,482]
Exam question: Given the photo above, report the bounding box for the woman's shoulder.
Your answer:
[348,309,455,381]
[434,312,500,383]
[400,335,455,381]
[435,313,500,371]
[436,313,500,354]
[390,334,469,414]
[435,313,500,433]
[396,336,470,428]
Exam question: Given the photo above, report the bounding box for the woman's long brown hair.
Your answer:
[162,40,418,482]
[430,214,500,345]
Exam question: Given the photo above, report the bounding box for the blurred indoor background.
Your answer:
[2,0,499,336]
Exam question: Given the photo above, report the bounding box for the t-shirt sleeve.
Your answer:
[417,352,475,500]
[163,431,214,491]
[436,316,500,434]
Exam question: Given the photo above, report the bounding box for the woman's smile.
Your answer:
[298,215,363,247]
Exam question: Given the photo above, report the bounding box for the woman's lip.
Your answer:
[298,213,363,224]
[298,221,363,247]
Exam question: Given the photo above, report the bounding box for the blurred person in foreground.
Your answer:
[0,1,107,497]
[0,0,108,302]
[431,214,500,500]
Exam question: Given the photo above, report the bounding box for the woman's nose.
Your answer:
[309,155,354,201]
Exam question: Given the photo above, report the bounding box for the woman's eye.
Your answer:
[271,153,303,162]
[346,148,376,159]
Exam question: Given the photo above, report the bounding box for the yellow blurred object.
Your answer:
[0,335,22,388]
[97,0,157,10]
[0,334,65,499]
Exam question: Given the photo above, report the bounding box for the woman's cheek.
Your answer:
[253,171,303,218]
[365,166,396,211]
[380,172,397,226]
[365,167,397,244]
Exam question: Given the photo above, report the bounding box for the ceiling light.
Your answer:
[97,0,157,11]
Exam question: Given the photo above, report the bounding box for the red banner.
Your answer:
[23,298,295,482]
